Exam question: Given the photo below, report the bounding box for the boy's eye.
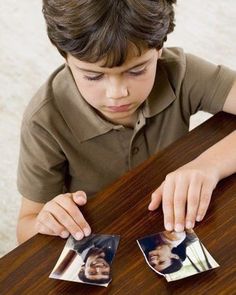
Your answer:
[84,73,104,81]
[83,66,147,81]
[128,67,147,76]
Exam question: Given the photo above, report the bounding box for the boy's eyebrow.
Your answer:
[76,58,152,74]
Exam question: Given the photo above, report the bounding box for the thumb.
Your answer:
[148,183,163,211]
[72,191,87,206]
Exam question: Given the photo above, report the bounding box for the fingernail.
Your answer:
[84,228,91,237]
[75,194,86,203]
[148,203,153,210]
[165,223,173,231]
[186,221,193,229]
[196,215,202,222]
[75,232,83,240]
[61,231,69,238]
[75,193,82,199]
[175,223,184,232]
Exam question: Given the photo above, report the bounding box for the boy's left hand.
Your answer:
[148,159,220,232]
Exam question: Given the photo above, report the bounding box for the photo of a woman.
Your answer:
[137,230,219,281]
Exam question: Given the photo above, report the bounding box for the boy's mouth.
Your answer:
[107,104,131,112]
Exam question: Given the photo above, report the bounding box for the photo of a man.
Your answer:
[50,234,120,287]
[78,247,112,284]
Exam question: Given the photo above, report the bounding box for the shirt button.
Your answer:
[131,146,139,155]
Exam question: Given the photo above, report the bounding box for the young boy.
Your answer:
[17,0,236,244]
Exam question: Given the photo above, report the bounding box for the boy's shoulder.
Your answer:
[158,47,212,93]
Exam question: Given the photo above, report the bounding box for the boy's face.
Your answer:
[67,48,161,127]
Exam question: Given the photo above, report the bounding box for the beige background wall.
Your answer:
[0,0,235,257]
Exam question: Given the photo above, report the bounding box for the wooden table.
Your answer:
[0,112,235,295]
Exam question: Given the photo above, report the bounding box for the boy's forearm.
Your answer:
[196,130,236,180]
[17,214,38,244]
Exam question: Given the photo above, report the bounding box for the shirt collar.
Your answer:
[142,60,176,118]
[53,65,115,143]
[53,62,176,142]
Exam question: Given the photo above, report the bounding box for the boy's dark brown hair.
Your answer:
[42,0,176,67]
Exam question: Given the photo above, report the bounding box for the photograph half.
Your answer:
[137,229,219,282]
[50,234,120,287]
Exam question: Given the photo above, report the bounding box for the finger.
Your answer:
[72,191,87,206]
[162,175,175,231]
[148,183,164,211]
[55,194,91,238]
[36,222,57,236]
[196,181,213,222]
[37,210,69,238]
[58,194,91,235]
[45,201,85,240]
[173,176,188,232]
[185,176,201,229]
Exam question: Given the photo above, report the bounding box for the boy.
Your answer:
[17,0,236,244]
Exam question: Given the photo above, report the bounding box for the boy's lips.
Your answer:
[106,104,131,112]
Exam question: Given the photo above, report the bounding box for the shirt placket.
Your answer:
[113,126,133,170]
[128,112,148,170]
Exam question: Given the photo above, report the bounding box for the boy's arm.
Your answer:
[17,197,44,243]
[149,80,236,232]
[222,79,236,114]
[17,192,91,244]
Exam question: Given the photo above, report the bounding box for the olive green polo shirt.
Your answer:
[17,47,236,202]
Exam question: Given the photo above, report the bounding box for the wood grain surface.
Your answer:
[0,112,235,295]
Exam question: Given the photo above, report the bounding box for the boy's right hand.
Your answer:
[35,191,91,240]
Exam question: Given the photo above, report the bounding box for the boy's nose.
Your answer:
[106,79,129,99]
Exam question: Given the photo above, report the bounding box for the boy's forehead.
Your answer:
[67,48,158,73]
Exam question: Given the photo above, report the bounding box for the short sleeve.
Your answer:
[17,120,67,203]
[182,54,236,115]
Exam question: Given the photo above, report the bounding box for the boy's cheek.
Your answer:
[75,82,104,105]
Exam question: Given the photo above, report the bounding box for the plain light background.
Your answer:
[0,0,235,257]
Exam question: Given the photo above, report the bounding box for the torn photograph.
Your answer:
[50,234,120,287]
[137,230,219,282]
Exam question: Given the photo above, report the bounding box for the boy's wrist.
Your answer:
[17,214,38,244]
[196,131,236,180]
[195,153,225,182]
